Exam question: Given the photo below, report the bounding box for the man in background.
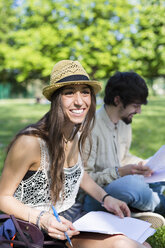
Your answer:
[83,72,165,227]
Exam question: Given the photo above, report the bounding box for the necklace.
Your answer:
[63,126,76,150]
[64,137,69,150]
[63,125,77,145]
[64,137,69,144]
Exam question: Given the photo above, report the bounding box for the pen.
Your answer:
[52,205,73,247]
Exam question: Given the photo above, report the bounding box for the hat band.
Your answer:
[56,74,89,83]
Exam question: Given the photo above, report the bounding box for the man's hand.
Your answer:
[118,161,153,177]
[103,195,131,218]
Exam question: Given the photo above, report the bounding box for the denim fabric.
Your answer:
[83,175,165,215]
[59,202,87,222]
[149,181,165,215]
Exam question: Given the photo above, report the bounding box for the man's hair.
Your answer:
[104,71,148,107]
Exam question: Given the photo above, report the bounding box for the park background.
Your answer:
[0,0,165,247]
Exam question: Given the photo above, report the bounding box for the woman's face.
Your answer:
[61,84,91,124]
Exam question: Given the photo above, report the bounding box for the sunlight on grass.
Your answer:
[131,96,165,159]
[0,96,165,169]
[0,99,50,169]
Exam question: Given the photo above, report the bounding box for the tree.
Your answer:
[0,0,18,83]
[0,0,165,93]
[128,0,165,90]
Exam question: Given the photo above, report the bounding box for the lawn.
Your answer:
[0,96,165,247]
[131,95,165,159]
[0,99,50,170]
[1,96,165,168]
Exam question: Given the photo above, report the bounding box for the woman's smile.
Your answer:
[62,84,91,124]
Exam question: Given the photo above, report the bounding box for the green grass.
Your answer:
[0,96,165,247]
[131,95,165,159]
[0,99,50,169]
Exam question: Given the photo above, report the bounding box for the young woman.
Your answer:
[0,60,151,248]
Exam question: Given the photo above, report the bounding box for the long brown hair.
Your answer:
[6,86,96,203]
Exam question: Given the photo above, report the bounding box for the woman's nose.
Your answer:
[74,92,83,105]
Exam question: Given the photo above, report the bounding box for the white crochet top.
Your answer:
[14,137,84,213]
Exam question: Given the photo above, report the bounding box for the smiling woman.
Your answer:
[61,85,91,125]
[0,60,151,248]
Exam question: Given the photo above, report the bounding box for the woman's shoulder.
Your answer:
[8,135,41,161]
[15,134,39,148]
[4,135,41,172]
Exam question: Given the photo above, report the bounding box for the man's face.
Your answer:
[120,103,142,124]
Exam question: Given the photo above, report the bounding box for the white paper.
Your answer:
[144,170,165,183]
[73,211,155,243]
[138,227,156,244]
[144,145,165,183]
[145,145,165,171]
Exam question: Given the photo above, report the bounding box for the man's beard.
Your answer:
[120,109,137,125]
[122,117,132,125]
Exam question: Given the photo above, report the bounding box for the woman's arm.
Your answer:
[0,135,79,239]
[80,171,130,218]
[0,135,42,223]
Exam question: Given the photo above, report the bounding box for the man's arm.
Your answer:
[119,126,152,177]
[121,126,142,165]
[83,134,118,186]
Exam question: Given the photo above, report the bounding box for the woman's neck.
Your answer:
[64,134,79,168]
[63,122,78,142]
[62,123,79,168]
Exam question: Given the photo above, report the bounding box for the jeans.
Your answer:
[83,175,165,215]
[59,202,86,222]
[149,181,165,215]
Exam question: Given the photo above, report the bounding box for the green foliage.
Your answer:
[128,0,165,85]
[0,0,164,89]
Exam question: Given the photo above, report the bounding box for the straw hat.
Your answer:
[42,60,102,101]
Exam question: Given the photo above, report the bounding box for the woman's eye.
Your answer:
[82,90,90,95]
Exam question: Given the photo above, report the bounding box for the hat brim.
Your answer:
[42,80,102,101]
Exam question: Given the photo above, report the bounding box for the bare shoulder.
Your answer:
[13,135,39,150]
[0,135,41,195]
[6,135,41,171]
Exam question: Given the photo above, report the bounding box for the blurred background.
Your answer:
[0,0,165,246]
[0,0,165,99]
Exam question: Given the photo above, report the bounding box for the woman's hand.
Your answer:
[81,171,130,218]
[103,195,131,218]
[40,213,80,240]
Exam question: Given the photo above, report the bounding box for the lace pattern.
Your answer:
[56,162,83,212]
[14,137,84,213]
